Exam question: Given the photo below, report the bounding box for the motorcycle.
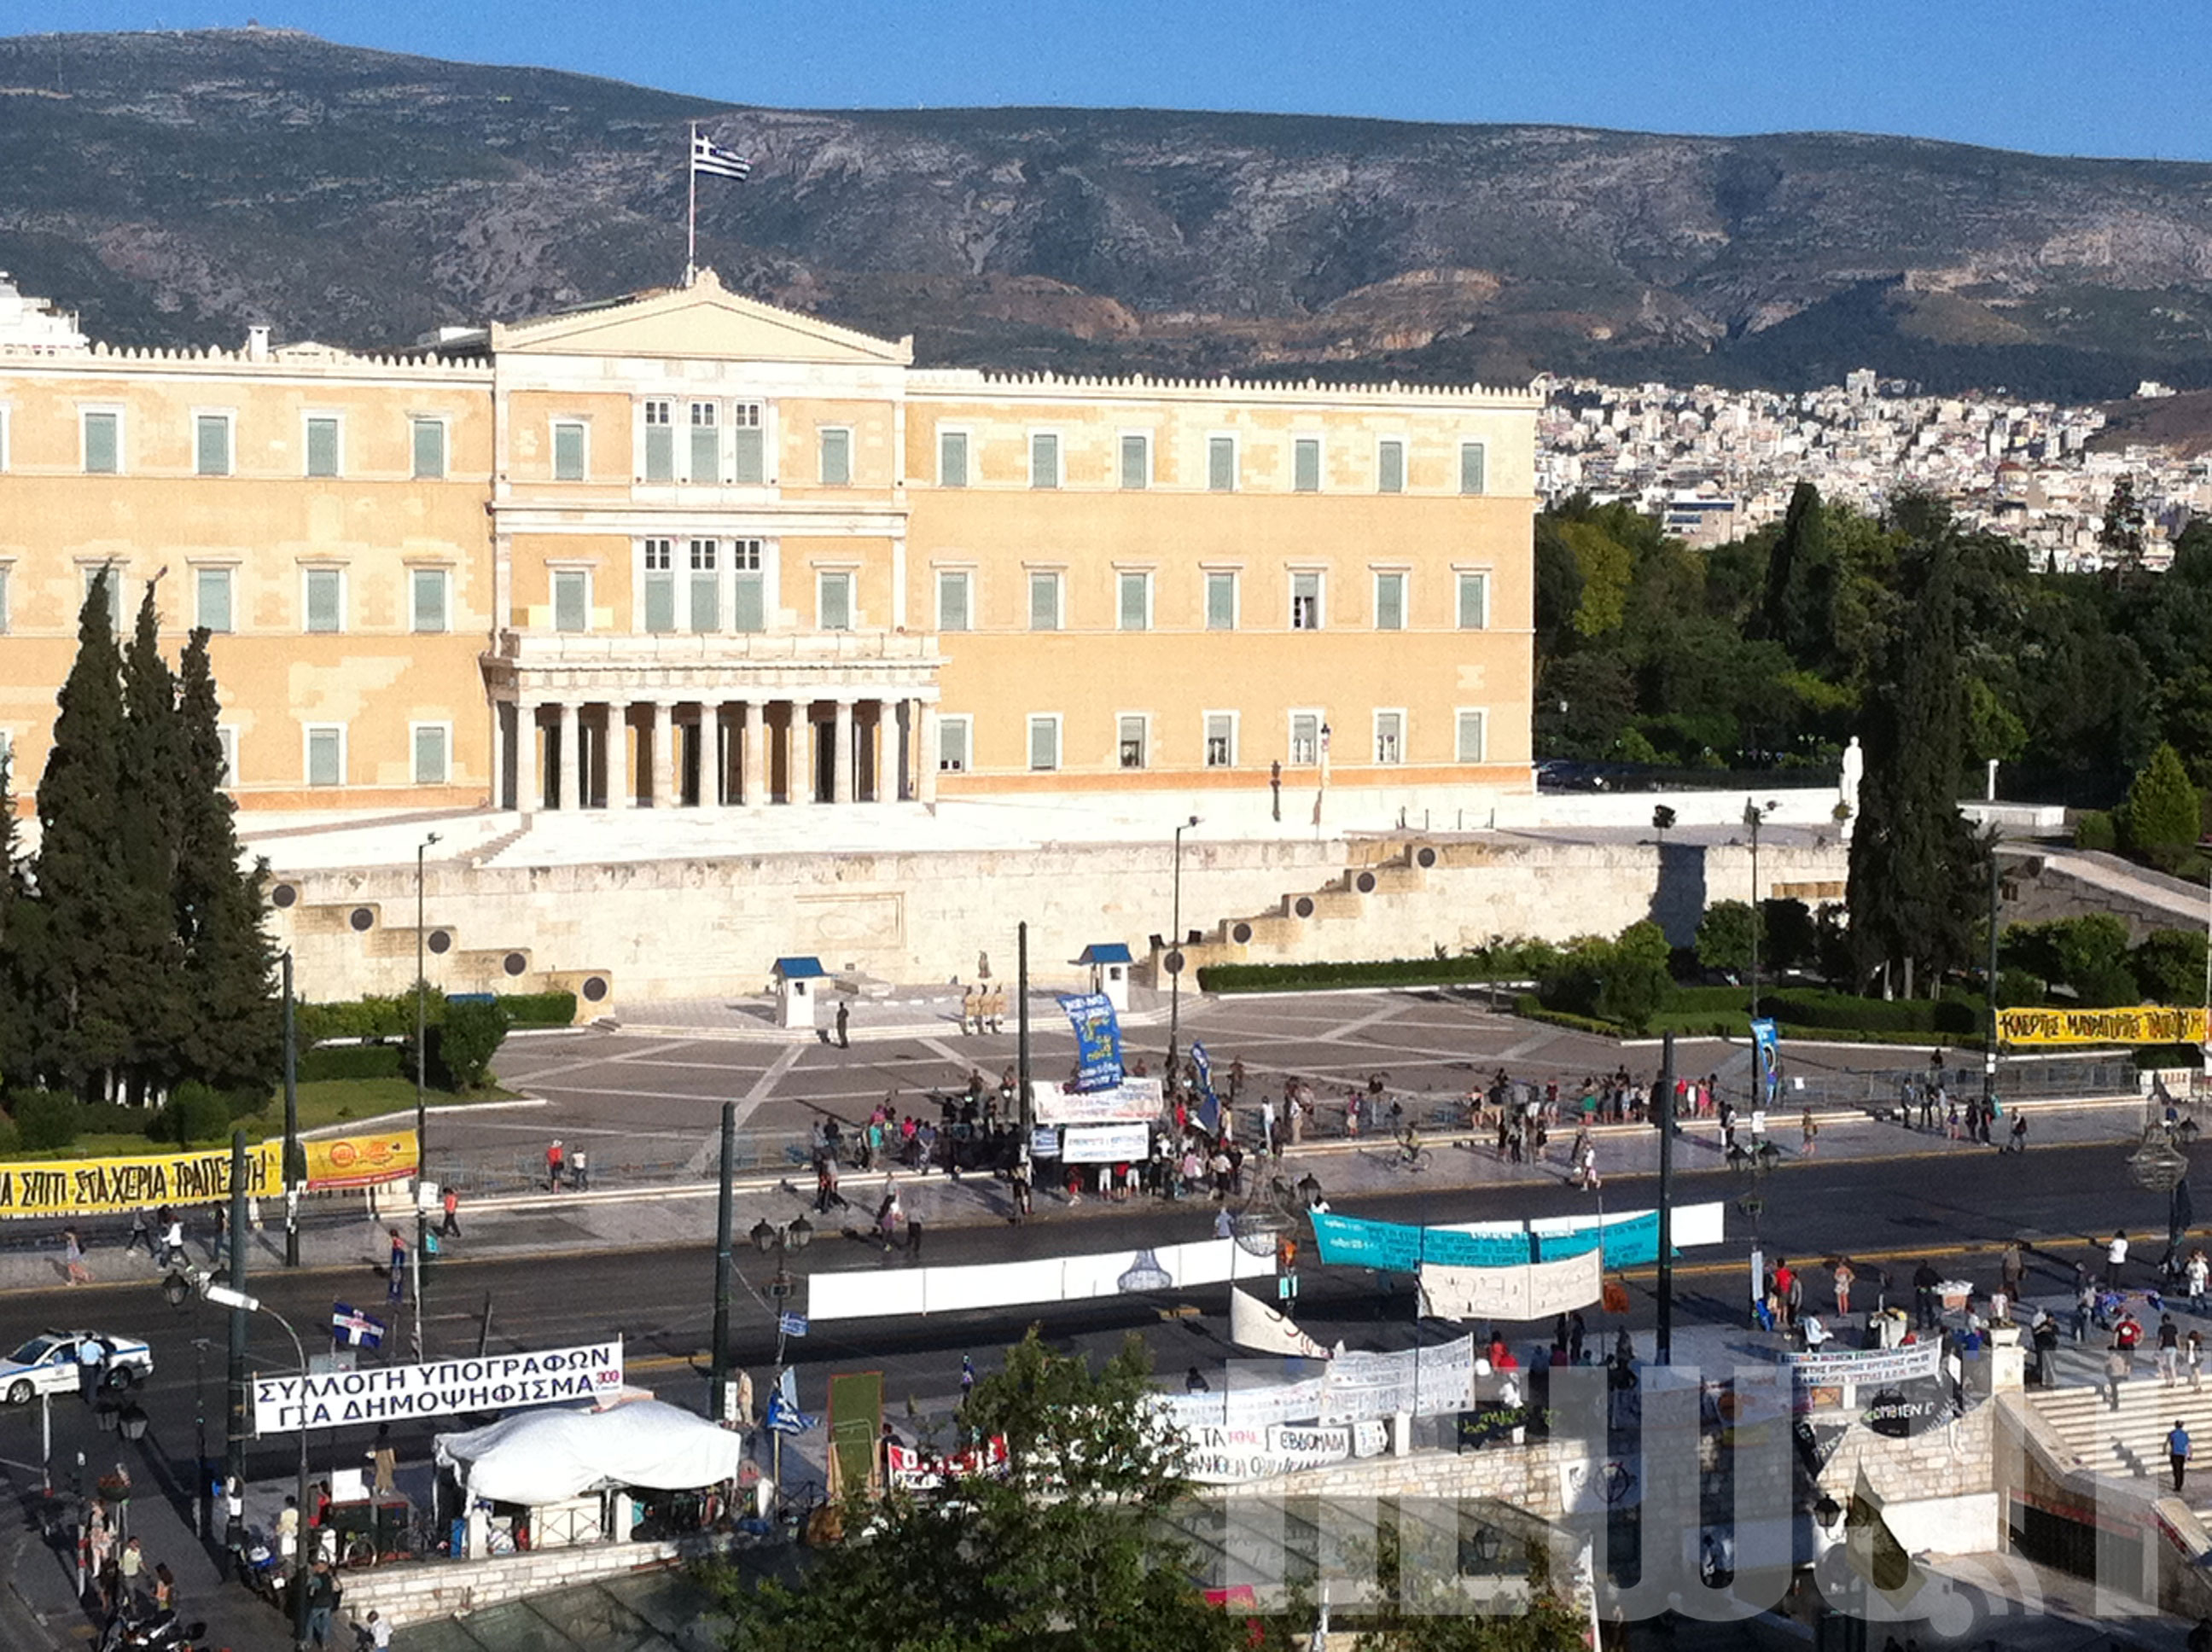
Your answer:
[228,1527,283,1603]
[96,1603,207,1652]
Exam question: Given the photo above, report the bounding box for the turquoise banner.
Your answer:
[1532,1212,1662,1268]
[1309,1213,1531,1271]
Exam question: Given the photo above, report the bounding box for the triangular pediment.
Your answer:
[490,269,911,366]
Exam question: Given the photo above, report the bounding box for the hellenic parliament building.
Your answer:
[0,270,1536,820]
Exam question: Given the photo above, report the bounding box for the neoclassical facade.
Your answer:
[0,272,1538,813]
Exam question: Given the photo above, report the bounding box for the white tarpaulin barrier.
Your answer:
[1419,1248,1602,1323]
[808,1237,1272,1321]
[1230,1287,1331,1358]
[1160,1378,1330,1434]
[1181,1422,1352,1483]
[1029,1076,1165,1125]
[1319,1336,1477,1421]
[434,1399,744,1506]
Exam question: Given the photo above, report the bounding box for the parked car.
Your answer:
[0,1331,153,1404]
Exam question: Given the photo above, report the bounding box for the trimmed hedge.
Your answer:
[1197,946,1559,994]
[299,989,573,1044]
[298,1044,405,1083]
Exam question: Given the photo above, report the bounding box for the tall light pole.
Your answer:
[1167,815,1200,1078]
[750,1216,814,1499]
[204,1282,311,1649]
[282,950,300,1268]
[1743,799,1776,1021]
[414,831,439,1362]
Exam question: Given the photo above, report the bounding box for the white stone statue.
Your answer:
[1838,736,1864,837]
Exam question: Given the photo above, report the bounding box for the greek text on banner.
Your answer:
[253,1339,625,1434]
[0,1130,422,1219]
[1997,1004,2209,1047]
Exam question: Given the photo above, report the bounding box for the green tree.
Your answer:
[714,1328,1246,1652]
[1694,900,1756,976]
[114,580,189,1101]
[1596,920,1674,1034]
[1759,481,1841,667]
[2131,928,2209,1005]
[2118,742,2201,861]
[174,627,280,1093]
[2099,474,2145,570]
[30,568,135,1097]
[0,753,29,1090]
[433,998,509,1090]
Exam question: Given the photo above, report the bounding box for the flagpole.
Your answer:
[686,121,697,285]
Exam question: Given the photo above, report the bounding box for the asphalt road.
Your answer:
[0,1130,2165,1506]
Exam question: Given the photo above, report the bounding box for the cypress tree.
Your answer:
[175,627,279,1092]
[114,581,190,1101]
[32,568,133,1097]
[1760,480,1841,667]
[0,753,30,1091]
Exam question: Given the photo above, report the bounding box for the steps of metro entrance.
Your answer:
[2029,1379,2212,1477]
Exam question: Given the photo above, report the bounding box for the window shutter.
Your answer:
[940,431,969,487]
[1030,433,1058,488]
[411,419,445,480]
[197,568,232,634]
[1378,440,1404,493]
[1119,573,1148,631]
[84,412,118,474]
[1460,442,1487,495]
[1121,435,1148,489]
[939,572,969,632]
[306,417,340,478]
[1293,439,1320,492]
[1458,573,1488,630]
[1208,437,1236,492]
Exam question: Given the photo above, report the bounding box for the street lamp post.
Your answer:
[1167,815,1200,1078]
[203,1281,311,1649]
[1743,799,1778,1021]
[282,951,300,1268]
[413,832,440,1362]
[750,1216,814,1504]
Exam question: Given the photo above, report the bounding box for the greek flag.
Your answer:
[691,133,752,180]
[330,1303,385,1350]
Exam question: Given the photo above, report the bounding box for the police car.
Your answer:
[0,1331,154,1404]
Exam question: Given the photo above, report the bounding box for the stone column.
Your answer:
[515,701,539,815]
[918,701,939,806]
[605,702,629,809]
[492,702,511,811]
[873,700,894,803]
[742,701,765,806]
[650,701,674,808]
[800,703,827,809]
[832,699,855,804]
[553,702,578,811]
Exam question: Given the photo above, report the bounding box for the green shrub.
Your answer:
[436,999,511,1090]
[298,987,572,1043]
[1995,968,2046,1009]
[501,992,578,1027]
[298,1044,405,1083]
[13,1091,79,1152]
[2074,810,2117,852]
[0,1114,21,1155]
[2121,743,2203,856]
[1197,944,1560,994]
[148,1082,234,1148]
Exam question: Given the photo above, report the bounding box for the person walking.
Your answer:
[1912,1262,1941,1331]
[440,1184,461,1238]
[368,1423,398,1497]
[125,1208,154,1260]
[2192,1331,2205,1393]
[835,999,851,1050]
[2163,1314,2184,1387]
[306,1559,341,1648]
[2174,1419,2194,1494]
[2189,1248,2209,1313]
[545,1139,566,1192]
[158,1210,185,1271]
[1833,1260,1856,1319]
[2000,1240,2025,1302]
[2106,1340,2130,1411]
[2109,1230,2131,1290]
[61,1226,90,1286]
[1801,1108,1818,1157]
[387,1228,407,1306]
[2009,1111,2029,1152]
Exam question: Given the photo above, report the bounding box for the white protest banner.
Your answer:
[1230,1287,1331,1358]
[1159,1377,1330,1434]
[1030,1076,1165,1126]
[1319,1335,1476,1422]
[1784,1340,1942,1390]
[1060,1123,1151,1164]
[1420,1250,1601,1323]
[1180,1422,1352,1483]
[253,1340,624,1434]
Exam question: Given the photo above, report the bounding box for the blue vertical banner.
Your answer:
[1190,1040,1220,1132]
[1750,1016,1781,1105]
[1057,993,1125,1092]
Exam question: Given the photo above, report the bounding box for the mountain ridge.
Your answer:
[4,28,2212,397]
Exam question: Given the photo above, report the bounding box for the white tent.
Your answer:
[435,1399,746,1507]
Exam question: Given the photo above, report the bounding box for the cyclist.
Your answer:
[1398,1124,1424,1169]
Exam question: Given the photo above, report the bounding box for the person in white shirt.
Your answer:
[2110,1230,2131,1288]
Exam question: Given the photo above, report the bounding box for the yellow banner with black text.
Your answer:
[0,1130,420,1218]
[1997,1004,2211,1048]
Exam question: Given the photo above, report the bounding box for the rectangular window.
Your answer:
[305,725,344,788]
[1027,715,1060,772]
[1290,571,1322,631]
[643,400,674,482]
[1377,439,1406,494]
[818,570,853,631]
[194,414,232,477]
[0,566,9,635]
[83,566,124,630]
[938,716,970,774]
[410,417,445,480]
[195,567,233,634]
[939,428,969,487]
[1120,433,1150,490]
[1290,713,1320,765]
[552,569,589,634]
[552,420,587,481]
[304,567,343,635]
[1459,441,1487,496]
[1028,570,1062,631]
[1030,432,1059,489]
[410,567,449,634]
[306,416,341,478]
[1205,571,1237,631]
[936,569,971,632]
[1118,715,1148,770]
[1374,712,1404,765]
[83,410,119,474]
[1204,713,1237,769]
[690,538,720,632]
[643,538,675,634]
[1456,710,1487,765]
[1208,435,1237,492]
[413,724,450,786]
[731,403,765,484]
[688,402,719,483]
[1457,571,1490,631]
[731,538,765,632]
[1293,437,1321,493]
[1374,572,1406,631]
[1117,571,1150,632]
[818,427,852,486]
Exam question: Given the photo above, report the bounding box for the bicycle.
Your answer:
[1384,1137,1433,1174]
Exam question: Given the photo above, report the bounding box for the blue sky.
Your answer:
[3,0,2207,162]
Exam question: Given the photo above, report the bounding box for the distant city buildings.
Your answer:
[1536,370,2212,568]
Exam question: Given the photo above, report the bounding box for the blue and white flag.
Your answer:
[778,1312,809,1339]
[1058,992,1125,1092]
[691,132,752,180]
[1750,1017,1782,1104]
[330,1303,385,1350]
[764,1392,816,1434]
[1190,1040,1220,1133]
